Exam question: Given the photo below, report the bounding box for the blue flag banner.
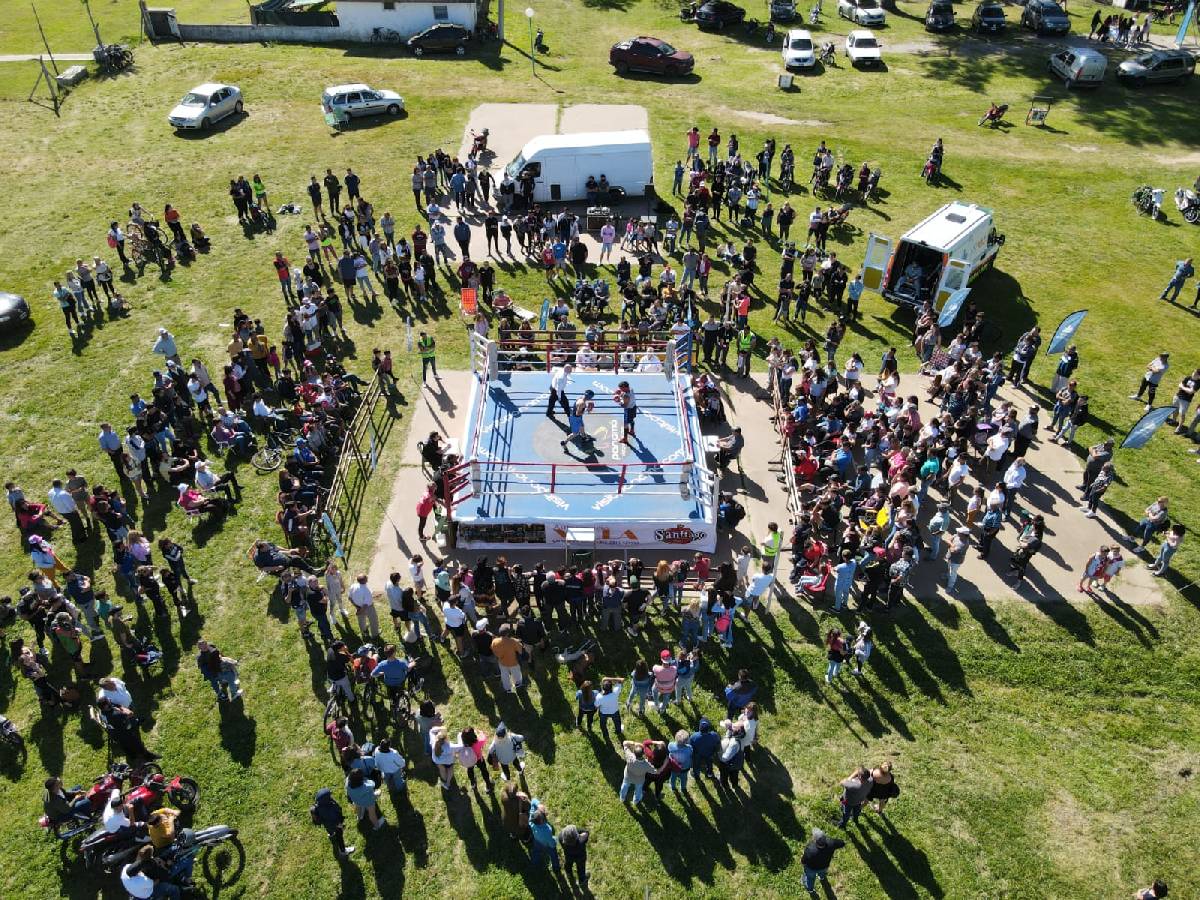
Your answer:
[539,299,550,331]
[1047,309,1088,355]
[1176,2,1194,47]
[937,288,971,329]
[1121,406,1175,450]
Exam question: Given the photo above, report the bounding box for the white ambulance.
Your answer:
[859,201,1005,313]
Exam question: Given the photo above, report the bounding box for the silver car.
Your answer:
[168,83,243,131]
[321,83,405,119]
[1117,50,1195,86]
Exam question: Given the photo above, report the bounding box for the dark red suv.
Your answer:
[609,37,695,76]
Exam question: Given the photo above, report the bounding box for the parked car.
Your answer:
[971,0,1007,33]
[1021,0,1069,35]
[1117,49,1196,86]
[1048,48,1106,87]
[610,36,695,75]
[168,83,242,131]
[694,0,747,30]
[838,0,886,26]
[770,0,798,22]
[782,29,816,68]
[321,84,404,118]
[925,0,956,31]
[0,291,31,329]
[407,23,472,56]
[845,29,883,66]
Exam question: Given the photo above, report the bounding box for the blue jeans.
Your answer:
[408,610,431,639]
[1154,541,1177,572]
[833,583,851,611]
[627,685,650,715]
[681,617,700,649]
[928,533,943,561]
[669,768,689,791]
[838,800,862,827]
[803,865,828,892]
[619,780,645,804]
[1162,276,1186,301]
[1134,517,1160,544]
[531,840,560,871]
[826,659,841,681]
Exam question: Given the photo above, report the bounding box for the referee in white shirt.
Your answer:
[546,363,574,418]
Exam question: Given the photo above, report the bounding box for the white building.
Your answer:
[336,0,479,40]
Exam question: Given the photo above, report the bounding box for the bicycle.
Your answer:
[323,680,354,733]
[371,26,402,43]
[251,416,295,473]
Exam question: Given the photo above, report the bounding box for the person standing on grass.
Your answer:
[1151,524,1185,577]
[689,717,720,780]
[529,802,561,873]
[492,624,524,693]
[345,768,385,831]
[349,573,380,639]
[595,677,625,741]
[1131,352,1170,411]
[558,824,589,887]
[837,766,873,828]
[802,828,846,894]
[1158,257,1193,302]
[486,723,525,781]
[618,741,656,806]
[310,788,355,860]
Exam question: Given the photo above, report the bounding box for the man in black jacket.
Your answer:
[801,828,845,893]
[311,788,355,859]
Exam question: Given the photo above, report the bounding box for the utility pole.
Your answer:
[81,0,104,49]
[31,3,59,75]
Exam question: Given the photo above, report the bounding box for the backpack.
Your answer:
[715,613,732,634]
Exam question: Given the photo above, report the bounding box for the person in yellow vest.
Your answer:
[417,331,438,384]
[761,522,782,563]
[736,327,756,378]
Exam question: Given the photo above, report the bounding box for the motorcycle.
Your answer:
[127,771,201,814]
[1132,185,1164,219]
[810,4,821,25]
[779,163,795,193]
[819,41,836,65]
[978,103,1009,127]
[470,127,490,158]
[922,153,941,184]
[826,203,852,228]
[0,715,23,753]
[534,27,547,53]
[865,167,882,201]
[81,822,150,872]
[834,164,854,198]
[1174,187,1200,224]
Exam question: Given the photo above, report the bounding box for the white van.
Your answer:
[859,201,1004,312]
[505,130,653,204]
[1049,48,1107,88]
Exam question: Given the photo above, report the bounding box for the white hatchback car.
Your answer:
[838,0,886,25]
[845,30,883,67]
[782,29,816,68]
[321,83,405,119]
[168,83,243,131]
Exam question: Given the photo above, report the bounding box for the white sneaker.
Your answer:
[342,845,356,857]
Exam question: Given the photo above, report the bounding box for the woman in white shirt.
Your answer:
[373,738,406,790]
[430,726,463,791]
[442,598,468,656]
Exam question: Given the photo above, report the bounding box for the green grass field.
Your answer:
[0,1,1199,897]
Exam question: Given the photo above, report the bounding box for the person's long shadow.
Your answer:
[218,697,257,766]
[892,604,971,696]
[1090,586,1160,647]
[864,814,945,898]
[442,787,491,871]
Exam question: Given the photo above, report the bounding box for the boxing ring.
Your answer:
[442,334,717,552]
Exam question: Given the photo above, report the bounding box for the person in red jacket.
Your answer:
[416,484,436,541]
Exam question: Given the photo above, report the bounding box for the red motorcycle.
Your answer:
[38,763,198,840]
